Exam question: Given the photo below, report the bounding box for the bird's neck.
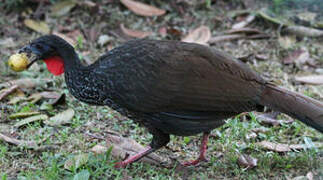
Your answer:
[58,48,107,105]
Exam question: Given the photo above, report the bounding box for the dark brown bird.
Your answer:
[13,35,323,168]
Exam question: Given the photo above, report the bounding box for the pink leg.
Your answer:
[115,146,154,168]
[182,132,210,166]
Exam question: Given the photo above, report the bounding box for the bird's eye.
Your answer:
[35,43,43,50]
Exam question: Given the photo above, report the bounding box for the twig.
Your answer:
[0,85,18,101]
[208,34,246,44]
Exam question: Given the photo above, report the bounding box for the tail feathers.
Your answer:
[260,83,323,133]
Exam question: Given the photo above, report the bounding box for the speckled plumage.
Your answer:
[21,35,323,166]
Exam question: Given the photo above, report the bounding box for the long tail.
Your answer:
[260,83,323,133]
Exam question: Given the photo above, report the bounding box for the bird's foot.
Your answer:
[114,146,153,168]
[181,157,207,166]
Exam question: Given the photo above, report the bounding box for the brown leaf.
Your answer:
[120,0,165,17]
[0,85,18,101]
[278,35,296,49]
[0,132,37,148]
[256,113,293,126]
[52,32,77,46]
[90,144,109,154]
[9,111,41,119]
[295,75,323,85]
[237,154,257,169]
[105,134,170,167]
[225,27,262,35]
[182,26,211,45]
[120,24,152,38]
[0,78,52,89]
[209,34,245,44]
[257,141,323,152]
[24,19,50,34]
[232,15,256,29]
[14,114,48,128]
[283,48,311,65]
[284,25,323,37]
[44,108,75,126]
[51,0,77,17]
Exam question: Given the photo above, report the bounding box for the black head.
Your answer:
[18,35,73,68]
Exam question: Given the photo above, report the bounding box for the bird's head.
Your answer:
[8,35,72,76]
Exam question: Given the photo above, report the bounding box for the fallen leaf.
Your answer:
[295,75,323,85]
[225,27,263,35]
[0,85,18,101]
[44,108,75,126]
[120,0,166,17]
[0,38,16,48]
[90,144,109,154]
[182,26,211,45]
[278,35,296,49]
[24,19,50,34]
[97,35,111,46]
[52,32,77,46]
[283,48,311,65]
[284,25,323,37]
[232,15,256,29]
[9,111,40,119]
[256,113,293,126]
[51,0,77,17]
[255,54,268,61]
[0,132,37,147]
[209,34,246,44]
[120,24,152,38]
[0,78,52,89]
[105,134,169,167]
[49,93,65,106]
[237,154,257,169]
[39,91,61,99]
[14,114,48,128]
[257,141,323,152]
[64,153,89,171]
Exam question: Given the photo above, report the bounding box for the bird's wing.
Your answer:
[99,40,266,114]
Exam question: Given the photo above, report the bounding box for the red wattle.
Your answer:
[44,56,64,76]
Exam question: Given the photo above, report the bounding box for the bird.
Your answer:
[9,35,323,168]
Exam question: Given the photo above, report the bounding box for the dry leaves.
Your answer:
[120,24,152,38]
[256,113,293,126]
[104,134,169,166]
[0,78,52,89]
[44,108,75,126]
[283,48,313,65]
[257,141,323,152]
[120,0,165,17]
[51,0,77,17]
[0,133,37,147]
[9,111,40,119]
[232,15,256,29]
[0,85,18,101]
[295,75,323,85]
[52,32,77,46]
[181,26,211,45]
[284,25,323,37]
[24,19,50,34]
[14,114,48,128]
[237,154,257,169]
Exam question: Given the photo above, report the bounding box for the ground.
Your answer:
[0,0,322,179]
